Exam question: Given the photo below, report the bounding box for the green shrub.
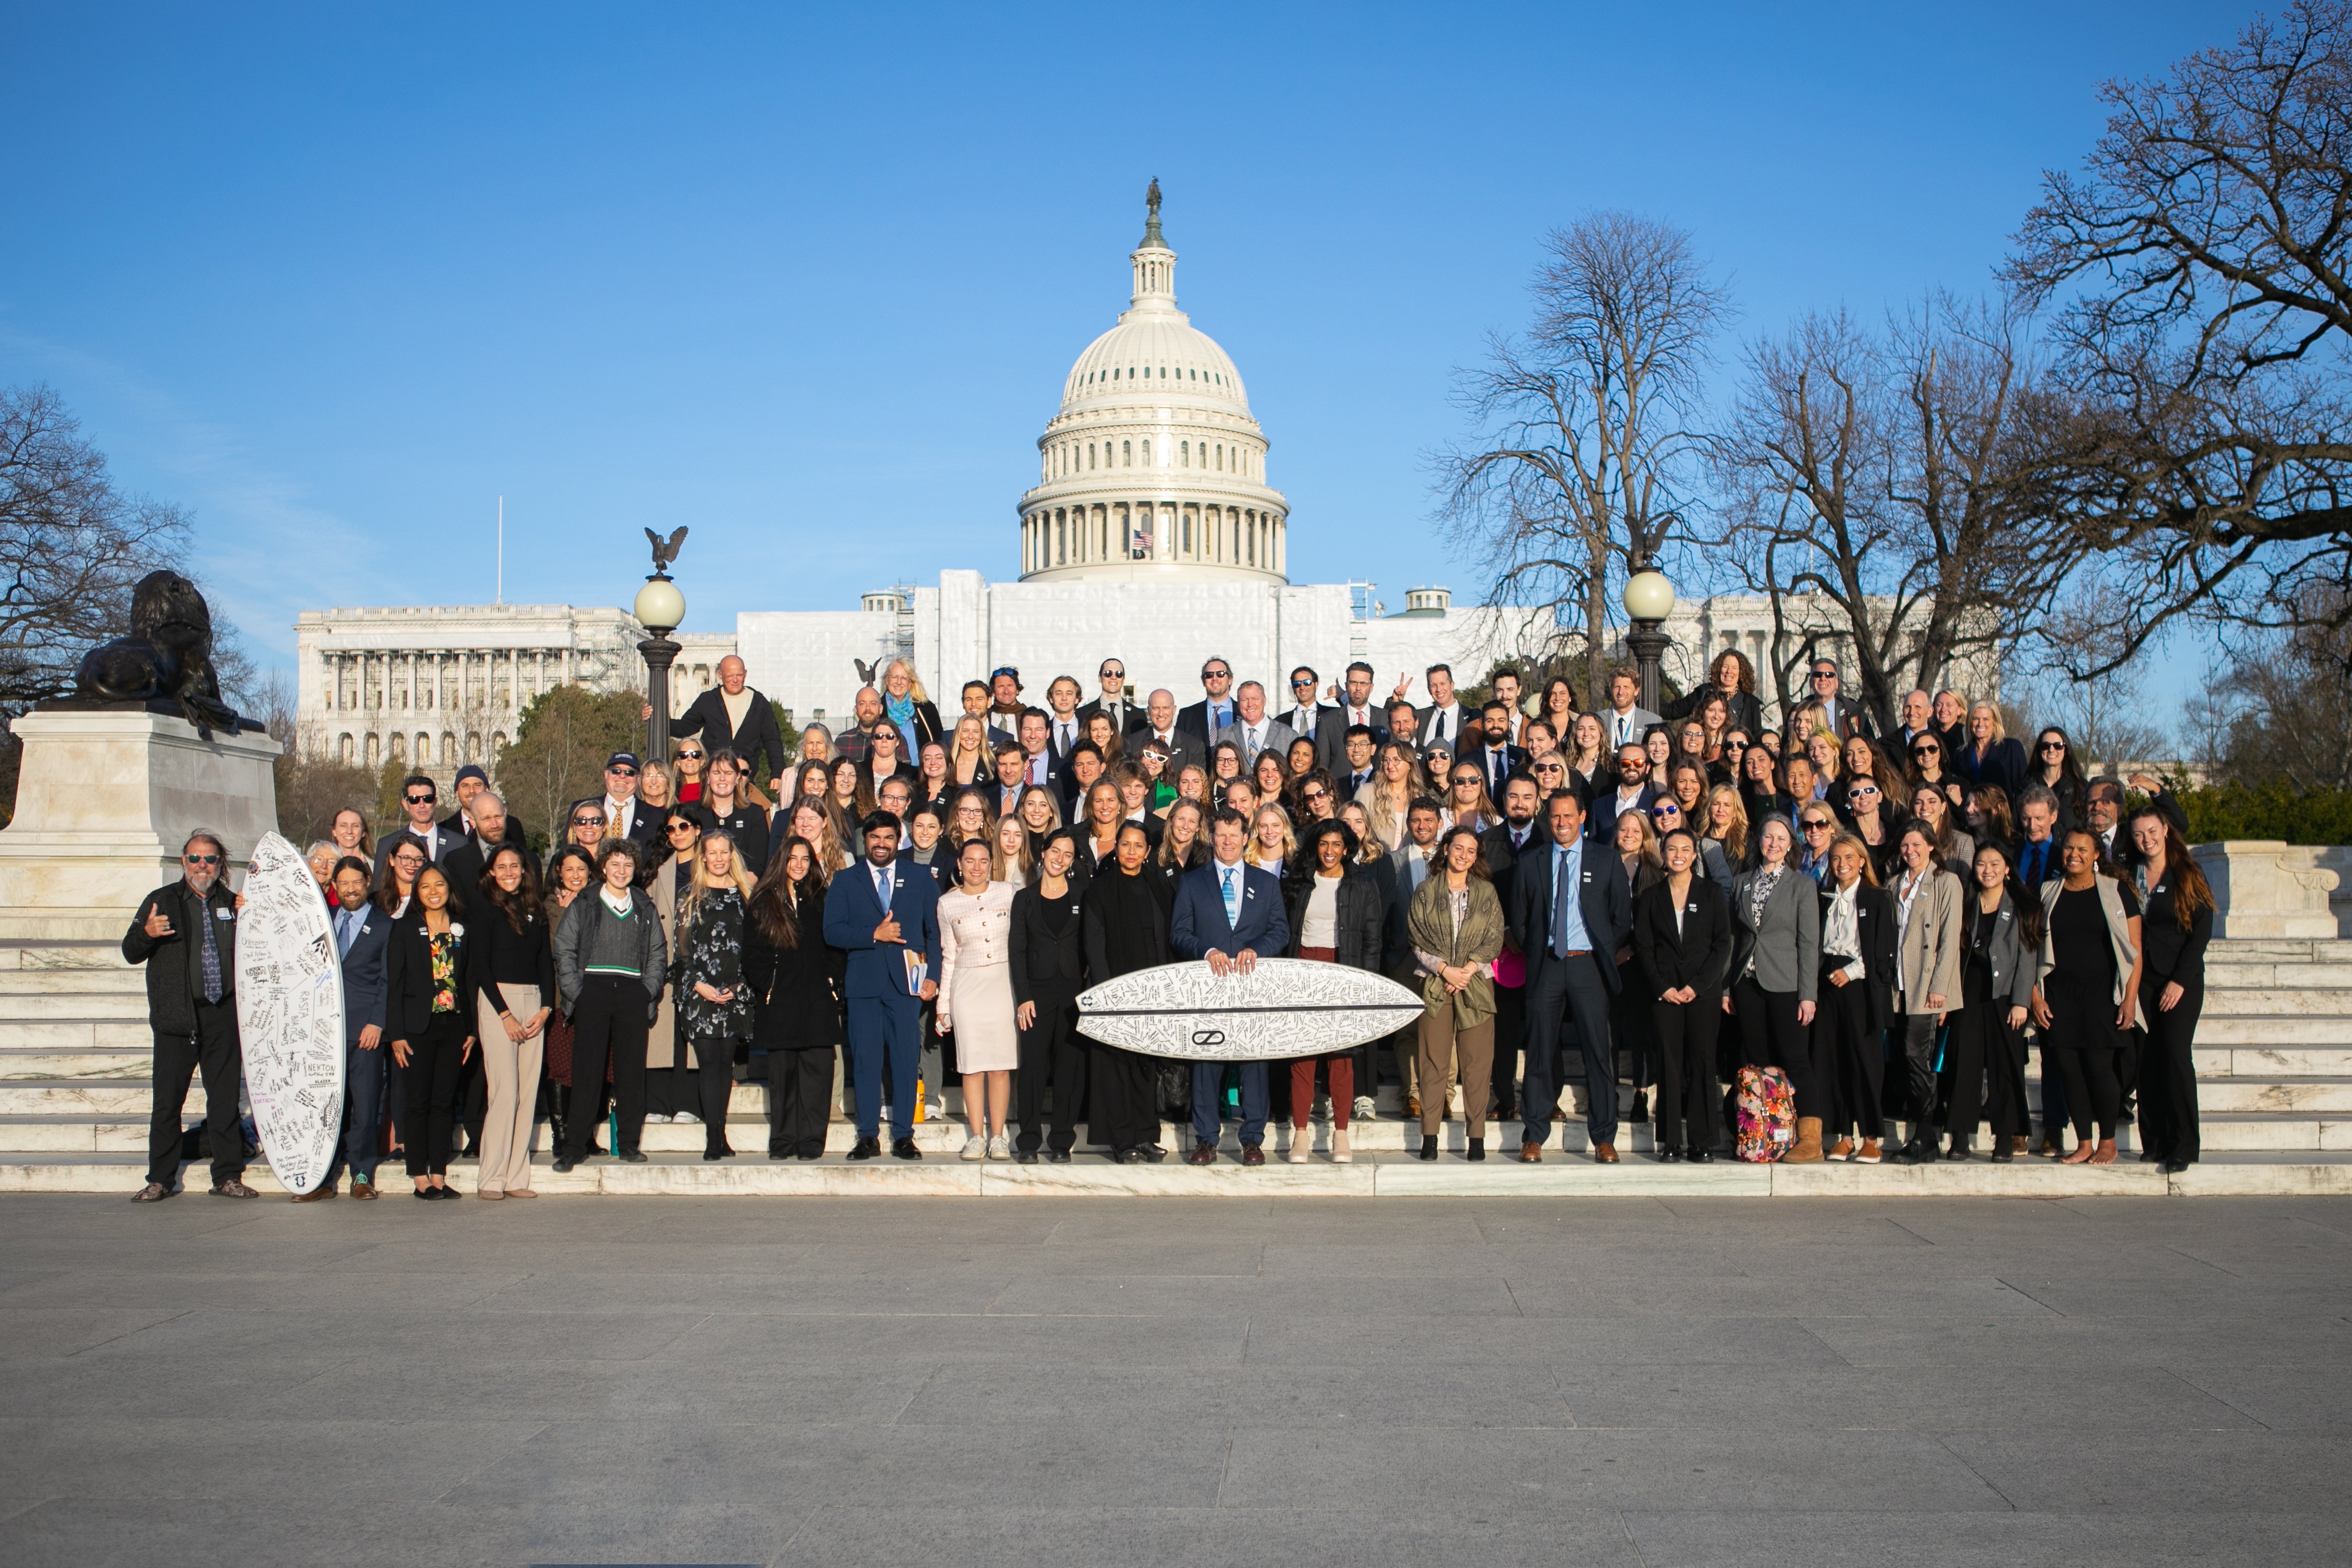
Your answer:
[2173,782,2352,846]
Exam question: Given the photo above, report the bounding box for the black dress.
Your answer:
[2137,868,2211,1166]
[1010,881,1089,1155]
[1082,866,1175,1153]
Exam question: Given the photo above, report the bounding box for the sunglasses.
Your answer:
[1912,744,1940,756]
[607,767,637,778]
[404,792,435,804]
[667,821,698,835]
[676,749,704,760]
[183,853,222,865]
[571,815,603,827]
[1724,738,1749,750]
[1811,670,1837,681]
[1101,669,1124,680]
[1802,821,1834,832]
[1650,805,1679,819]
[1850,785,1879,799]
[1536,762,1564,773]
[2040,741,2067,752]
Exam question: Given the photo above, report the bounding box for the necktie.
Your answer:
[1435,711,1449,745]
[874,865,893,912]
[1551,851,1573,958]
[198,896,223,1004]
[1221,867,1239,927]
[1058,722,1073,756]
[336,910,357,957]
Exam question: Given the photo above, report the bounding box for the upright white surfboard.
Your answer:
[1077,958,1424,1061]
[233,832,346,1194]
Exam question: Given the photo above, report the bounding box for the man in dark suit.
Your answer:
[1336,725,1379,800]
[1282,666,1345,775]
[821,811,942,1160]
[1170,807,1291,1166]
[1412,663,1470,752]
[988,743,1030,819]
[1332,662,1388,744]
[1587,745,1659,845]
[1213,681,1298,770]
[123,831,252,1201]
[657,655,789,795]
[379,774,464,868]
[1076,657,1137,739]
[1176,656,1240,750]
[1508,789,1634,1162]
[315,856,390,1200]
[1014,711,1066,797]
[2013,789,2064,892]
[1132,689,1202,777]
[440,790,537,918]
[1799,658,1875,743]
[1480,774,1544,1122]
[1471,702,1530,802]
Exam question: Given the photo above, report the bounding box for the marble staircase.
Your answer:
[3,931,2348,1196]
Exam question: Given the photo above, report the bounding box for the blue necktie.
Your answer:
[1221,867,1239,928]
[1551,852,1572,958]
[874,866,893,912]
[336,910,357,957]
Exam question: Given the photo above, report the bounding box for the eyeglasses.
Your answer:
[1451,774,1481,787]
[183,853,222,865]
[404,792,435,804]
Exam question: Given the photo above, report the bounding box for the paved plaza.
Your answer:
[0,1194,2347,1567]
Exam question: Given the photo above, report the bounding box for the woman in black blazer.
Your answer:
[2130,807,2214,1172]
[1632,829,1734,1161]
[1010,830,1090,1162]
[1814,835,1899,1162]
[385,864,475,1199]
[741,837,844,1160]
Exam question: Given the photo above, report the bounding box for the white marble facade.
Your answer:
[294,603,733,775]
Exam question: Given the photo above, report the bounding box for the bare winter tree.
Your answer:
[1434,214,1729,706]
[2006,1,2352,674]
[0,385,192,715]
[1711,295,2076,730]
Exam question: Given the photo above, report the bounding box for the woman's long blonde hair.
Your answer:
[679,830,757,937]
[880,658,930,705]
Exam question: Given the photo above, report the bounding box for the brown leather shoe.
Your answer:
[1593,1142,1620,1163]
[289,1184,336,1203]
[1517,1140,1543,1163]
[349,1179,377,1200]
[1406,1095,1421,1119]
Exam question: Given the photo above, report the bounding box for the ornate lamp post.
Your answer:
[1622,562,1676,716]
[635,529,688,765]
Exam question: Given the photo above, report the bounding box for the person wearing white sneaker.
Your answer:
[937,839,1018,1159]
[962,1129,988,1160]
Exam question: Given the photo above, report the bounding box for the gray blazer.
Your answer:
[1729,865,1821,1004]
[1214,717,1299,767]
[1973,891,2038,1010]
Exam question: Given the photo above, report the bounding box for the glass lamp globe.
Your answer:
[1623,568,1675,623]
[634,576,686,634]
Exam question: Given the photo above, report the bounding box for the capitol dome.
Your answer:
[1018,189,1289,583]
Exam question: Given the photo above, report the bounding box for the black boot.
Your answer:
[1418,1135,1439,1161]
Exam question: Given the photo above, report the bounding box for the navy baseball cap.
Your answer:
[605,751,640,771]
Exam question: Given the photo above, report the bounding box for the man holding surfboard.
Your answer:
[124,831,255,1201]
[1170,808,1290,1166]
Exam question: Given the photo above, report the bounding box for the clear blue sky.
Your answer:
[0,1,2236,695]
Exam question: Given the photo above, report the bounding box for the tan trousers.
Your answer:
[1417,1010,1495,1137]
[474,983,546,1194]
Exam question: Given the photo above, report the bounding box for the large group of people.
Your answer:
[123,644,2215,1201]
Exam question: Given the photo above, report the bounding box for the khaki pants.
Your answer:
[474,983,546,1194]
[1417,1010,1495,1137]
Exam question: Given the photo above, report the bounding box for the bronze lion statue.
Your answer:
[72,571,246,737]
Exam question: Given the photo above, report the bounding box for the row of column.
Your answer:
[322,646,579,714]
[1021,502,1285,574]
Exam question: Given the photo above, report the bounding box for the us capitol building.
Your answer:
[298,193,1897,774]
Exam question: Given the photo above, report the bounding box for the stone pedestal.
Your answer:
[2191,841,2342,939]
[0,711,280,940]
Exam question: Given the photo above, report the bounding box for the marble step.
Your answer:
[0,992,147,1022]
[2182,1014,2352,1046]
[0,1046,148,1080]
[2196,989,2352,1014]
[3,1102,2341,1155]
[4,1148,2347,1197]
[0,965,142,995]
[2195,1046,2352,1075]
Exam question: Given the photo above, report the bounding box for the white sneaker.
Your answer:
[673,1111,700,1125]
[643,1113,671,1124]
[1353,1095,1377,1123]
[926,1098,948,1121]
[1288,1126,1312,1162]
[961,1133,988,1160]
[986,1134,1011,1160]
